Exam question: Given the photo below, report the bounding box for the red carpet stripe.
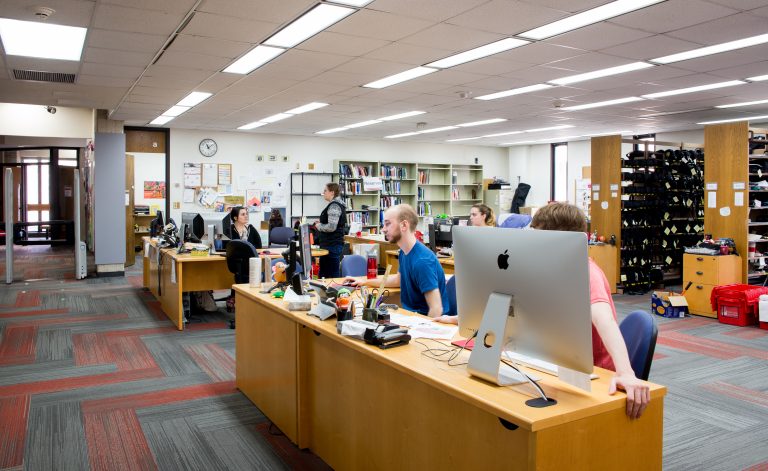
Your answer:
[652,352,668,360]
[73,333,116,367]
[701,382,768,408]
[184,344,235,382]
[81,381,236,413]
[83,408,158,471]
[0,367,165,398]
[11,313,128,327]
[107,336,158,371]
[657,331,768,360]
[744,463,768,471]
[0,325,37,366]
[14,290,41,308]
[0,308,70,319]
[723,328,768,340]
[0,395,30,469]
[658,317,714,332]
[100,322,226,339]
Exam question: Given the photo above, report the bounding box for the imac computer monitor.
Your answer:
[181,212,204,240]
[299,223,313,280]
[452,226,594,383]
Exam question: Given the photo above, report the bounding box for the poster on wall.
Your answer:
[202,163,218,187]
[144,181,166,199]
[184,163,202,188]
[246,189,262,209]
[218,164,232,185]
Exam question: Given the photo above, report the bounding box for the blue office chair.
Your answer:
[619,310,658,380]
[341,254,367,277]
[269,226,294,247]
[445,275,457,316]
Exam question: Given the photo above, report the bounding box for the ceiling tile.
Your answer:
[297,32,391,57]
[665,12,768,45]
[101,0,198,13]
[82,47,154,67]
[546,23,654,51]
[181,12,278,43]
[598,34,705,61]
[668,43,768,73]
[86,29,167,54]
[267,49,352,72]
[502,43,587,66]
[77,75,136,88]
[705,0,768,10]
[93,4,183,36]
[545,53,641,73]
[328,9,435,41]
[609,0,738,34]
[0,0,95,28]
[196,0,315,23]
[79,62,145,79]
[154,50,232,71]
[364,43,455,66]
[516,0,606,12]
[170,34,251,58]
[368,0,488,22]
[398,23,503,51]
[446,0,568,36]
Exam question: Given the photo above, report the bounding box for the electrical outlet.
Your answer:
[282,155,289,162]
[173,202,180,209]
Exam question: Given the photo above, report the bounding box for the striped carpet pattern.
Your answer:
[2,246,768,469]
[0,246,329,471]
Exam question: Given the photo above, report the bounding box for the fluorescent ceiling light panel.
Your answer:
[525,125,574,133]
[426,38,529,69]
[561,96,644,111]
[419,126,458,134]
[483,131,525,138]
[329,0,373,6]
[379,111,426,121]
[162,105,191,117]
[0,18,87,61]
[499,140,537,146]
[238,121,269,130]
[586,130,631,136]
[446,136,484,142]
[150,116,174,125]
[316,127,349,134]
[475,84,553,101]
[642,80,745,99]
[535,135,583,142]
[518,0,664,40]
[224,45,284,74]
[176,92,212,107]
[260,113,293,123]
[363,67,438,89]
[549,62,654,85]
[651,33,768,64]
[457,118,507,127]
[263,4,354,48]
[385,132,421,139]
[747,74,768,82]
[285,102,329,114]
[717,99,768,109]
[345,119,382,129]
[698,114,768,125]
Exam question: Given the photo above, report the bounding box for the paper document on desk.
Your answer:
[389,313,430,328]
[407,323,458,340]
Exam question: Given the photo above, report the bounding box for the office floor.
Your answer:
[0,246,767,470]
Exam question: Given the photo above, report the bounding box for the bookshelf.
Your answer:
[337,160,380,232]
[289,172,337,224]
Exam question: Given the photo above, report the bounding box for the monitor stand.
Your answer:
[467,292,556,408]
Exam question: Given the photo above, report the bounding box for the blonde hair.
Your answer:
[472,203,495,226]
[531,202,587,233]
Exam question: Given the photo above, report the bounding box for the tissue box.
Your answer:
[651,291,688,318]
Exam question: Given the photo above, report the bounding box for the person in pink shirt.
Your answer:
[531,202,650,419]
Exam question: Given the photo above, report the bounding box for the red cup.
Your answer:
[367,256,377,279]
[720,245,729,255]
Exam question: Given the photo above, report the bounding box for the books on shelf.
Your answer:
[380,196,403,209]
[383,180,402,195]
[344,181,363,194]
[380,165,408,179]
[339,163,374,179]
[417,202,432,216]
[347,212,372,225]
[418,169,430,184]
[451,187,459,200]
[418,187,425,200]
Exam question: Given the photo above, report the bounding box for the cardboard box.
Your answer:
[651,291,688,318]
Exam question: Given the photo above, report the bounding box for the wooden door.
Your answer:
[125,154,135,267]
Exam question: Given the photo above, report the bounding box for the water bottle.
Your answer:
[367,255,377,279]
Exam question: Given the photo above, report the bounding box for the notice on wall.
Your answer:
[593,192,599,201]
[363,176,383,191]
[64,185,72,197]
[706,182,718,191]
[735,192,744,207]
[143,181,166,199]
[707,191,717,208]
[218,164,232,185]
[202,163,218,187]
[183,188,195,203]
[184,163,202,188]
[733,182,746,190]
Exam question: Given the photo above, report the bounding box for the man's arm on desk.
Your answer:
[592,301,650,419]
[343,274,400,288]
[423,288,443,318]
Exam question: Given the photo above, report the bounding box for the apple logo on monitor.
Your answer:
[497,250,509,270]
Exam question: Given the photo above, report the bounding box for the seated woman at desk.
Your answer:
[230,206,262,248]
[469,203,495,227]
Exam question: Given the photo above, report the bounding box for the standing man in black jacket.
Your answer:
[315,182,346,278]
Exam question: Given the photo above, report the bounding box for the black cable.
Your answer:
[416,330,477,366]
[499,357,549,402]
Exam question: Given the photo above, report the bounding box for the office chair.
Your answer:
[225,240,258,329]
[340,254,367,277]
[445,275,457,316]
[269,226,294,247]
[619,310,658,380]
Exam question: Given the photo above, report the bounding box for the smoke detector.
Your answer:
[457,91,471,99]
[33,7,55,20]
[416,122,427,130]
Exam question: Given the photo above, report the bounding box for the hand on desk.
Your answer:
[341,277,366,287]
[610,373,650,419]
[434,315,458,325]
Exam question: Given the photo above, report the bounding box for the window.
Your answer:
[551,143,568,202]
[633,133,656,152]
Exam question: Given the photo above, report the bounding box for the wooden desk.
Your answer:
[345,234,398,268]
[588,244,618,294]
[385,249,454,274]
[142,238,234,330]
[234,285,666,470]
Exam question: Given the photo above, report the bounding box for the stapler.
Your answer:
[364,326,410,349]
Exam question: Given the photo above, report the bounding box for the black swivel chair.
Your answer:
[225,239,258,329]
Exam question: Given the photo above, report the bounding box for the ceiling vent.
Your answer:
[13,69,76,83]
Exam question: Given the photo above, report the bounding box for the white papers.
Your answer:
[184,163,201,188]
[170,261,176,284]
[735,192,744,207]
[363,176,383,191]
[182,188,195,203]
[708,191,716,208]
[706,182,718,191]
[733,182,746,190]
[388,313,458,339]
[202,163,218,187]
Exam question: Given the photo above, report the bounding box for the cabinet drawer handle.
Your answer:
[696,271,703,275]
[696,285,703,290]
[696,257,704,261]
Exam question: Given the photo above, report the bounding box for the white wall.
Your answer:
[0,103,93,139]
[132,152,166,209]
[168,129,509,223]
[508,144,551,207]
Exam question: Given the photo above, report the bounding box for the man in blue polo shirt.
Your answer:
[345,204,447,318]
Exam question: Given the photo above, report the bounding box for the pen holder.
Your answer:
[362,308,378,323]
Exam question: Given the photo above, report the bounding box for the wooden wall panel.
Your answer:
[704,122,748,282]
[126,130,166,153]
[590,135,622,276]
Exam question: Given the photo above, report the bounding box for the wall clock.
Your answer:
[199,138,217,157]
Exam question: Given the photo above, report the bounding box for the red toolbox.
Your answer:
[710,284,768,327]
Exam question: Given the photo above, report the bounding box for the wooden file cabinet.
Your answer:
[683,254,741,318]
